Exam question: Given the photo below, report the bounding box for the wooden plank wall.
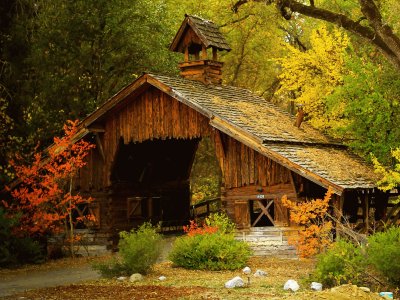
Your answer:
[213,131,291,189]
[213,131,295,228]
[101,87,210,186]
[75,143,104,192]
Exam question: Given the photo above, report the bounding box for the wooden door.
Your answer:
[234,200,250,229]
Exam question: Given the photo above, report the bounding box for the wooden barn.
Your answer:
[57,15,388,245]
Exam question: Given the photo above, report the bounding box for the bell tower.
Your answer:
[169,14,231,85]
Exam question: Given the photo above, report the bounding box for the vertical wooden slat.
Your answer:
[249,147,255,184]
[145,89,151,140]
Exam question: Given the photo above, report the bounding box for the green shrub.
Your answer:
[169,219,251,270]
[314,239,366,287]
[93,223,162,277]
[0,208,44,267]
[204,212,236,234]
[367,226,400,284]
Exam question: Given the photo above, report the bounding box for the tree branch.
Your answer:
[358,0,400,61]
[232,0,400,69]
[219,13,255,28]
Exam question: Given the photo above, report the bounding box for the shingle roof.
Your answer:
[152,74,336,145]
[264,143,378,189]
[80,73,378,193]
[149,74,379,191]
[170,15,231,52]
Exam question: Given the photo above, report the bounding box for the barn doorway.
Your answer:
[249,199,275,227]
[110,137,201,231]
[189,136,222,218]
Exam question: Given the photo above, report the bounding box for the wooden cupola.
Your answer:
[169,14,231,85]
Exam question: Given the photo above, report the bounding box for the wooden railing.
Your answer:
[190,197,222,219]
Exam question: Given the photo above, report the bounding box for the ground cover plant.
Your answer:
[314,226,400,291]
[168,213,251,270]
[93,223,162,277]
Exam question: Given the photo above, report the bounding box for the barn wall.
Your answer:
[102,87,210,186]
[213,131,296,228]
[75,88,300,231]
[213,131,292,188]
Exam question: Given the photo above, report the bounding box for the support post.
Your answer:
[202,45,207,60]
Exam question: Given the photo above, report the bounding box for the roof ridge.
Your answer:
[185,14,213,23]
[149,73,341,145]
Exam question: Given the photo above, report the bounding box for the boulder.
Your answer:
[311,282,323,291]
[284,279,300,292]
[254,269,267,277]
[159,276,167,281]
[129,273,143,282]
[242,266,251,275]
[225,276,245,288]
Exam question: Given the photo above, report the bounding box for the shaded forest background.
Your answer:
[1,0,399,202]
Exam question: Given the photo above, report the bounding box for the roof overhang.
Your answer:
[72,73,374,196]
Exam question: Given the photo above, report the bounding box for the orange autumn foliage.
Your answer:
[282,187,334,258]
[8,120,95,236]
[183,220,219,237]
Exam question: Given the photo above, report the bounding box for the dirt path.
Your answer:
[0,263,100,297]
[0,236,177,297]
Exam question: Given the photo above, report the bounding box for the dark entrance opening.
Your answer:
[249,199,275,227]
[110,138,200,231]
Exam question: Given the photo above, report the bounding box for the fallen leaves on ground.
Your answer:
[0,256,393,299]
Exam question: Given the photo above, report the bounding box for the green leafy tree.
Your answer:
[326,55,400,162]
[26,0,179,143]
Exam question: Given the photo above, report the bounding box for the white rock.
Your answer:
[129,273,143,282]
[284,279,300,292]
[159,276,167,281]
[225,276,245,288]
[242,266,251,275]
[117,276,127,281]
[310,282,323,291]
[254,269,267,277]
[359,287,370,293]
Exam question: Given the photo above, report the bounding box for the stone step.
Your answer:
[235,227,298,258]
[235,235,288,242]
[252,249,297,258]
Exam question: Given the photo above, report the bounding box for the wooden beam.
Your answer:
[184,46,189,62]
[364,192,369,233]
[212,48,218,61]
[88,124,105,133]
[202,45,207,60]
[226,192,297,201]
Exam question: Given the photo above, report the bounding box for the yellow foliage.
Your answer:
[282,187,334,258]
[276,26,349,130]
[372,148,400,192]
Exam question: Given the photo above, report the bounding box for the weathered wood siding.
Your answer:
[76,145,104,192]
[213,131,291,189]
[83,87,210,187]
[213,132,295,228]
